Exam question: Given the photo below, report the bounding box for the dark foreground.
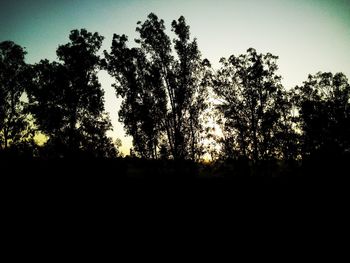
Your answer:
[3,157,349,192]
[2,157,348,243]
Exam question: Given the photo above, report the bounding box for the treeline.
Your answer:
[1,13,350,173]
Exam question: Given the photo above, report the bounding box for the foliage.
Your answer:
[213,48,298,162]
[292,72,350,159]
[1,15,349,179]
[105,13,210,160]
[27,29,116,158]
[0,41,34,155]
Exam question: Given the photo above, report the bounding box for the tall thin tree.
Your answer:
[0,41,34,154]
[105,14,210,160]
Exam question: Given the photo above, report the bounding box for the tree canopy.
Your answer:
[292,72,350,160]
[0,41,34,156]
[213,48,298,162]
[1,13,350,180]
[105,13,210,161]
[27,29,116,158]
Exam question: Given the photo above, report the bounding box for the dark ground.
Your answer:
[2,156,348,254]
[3,157,348,197]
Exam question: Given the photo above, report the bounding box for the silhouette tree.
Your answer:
[214,48,298,162]
[105,14,210,160]
[104,34,166,159]
[0,41,34,155]
[292,72,350,160]
[27,29,116,158]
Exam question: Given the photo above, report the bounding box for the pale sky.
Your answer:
[1,0,350,154]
